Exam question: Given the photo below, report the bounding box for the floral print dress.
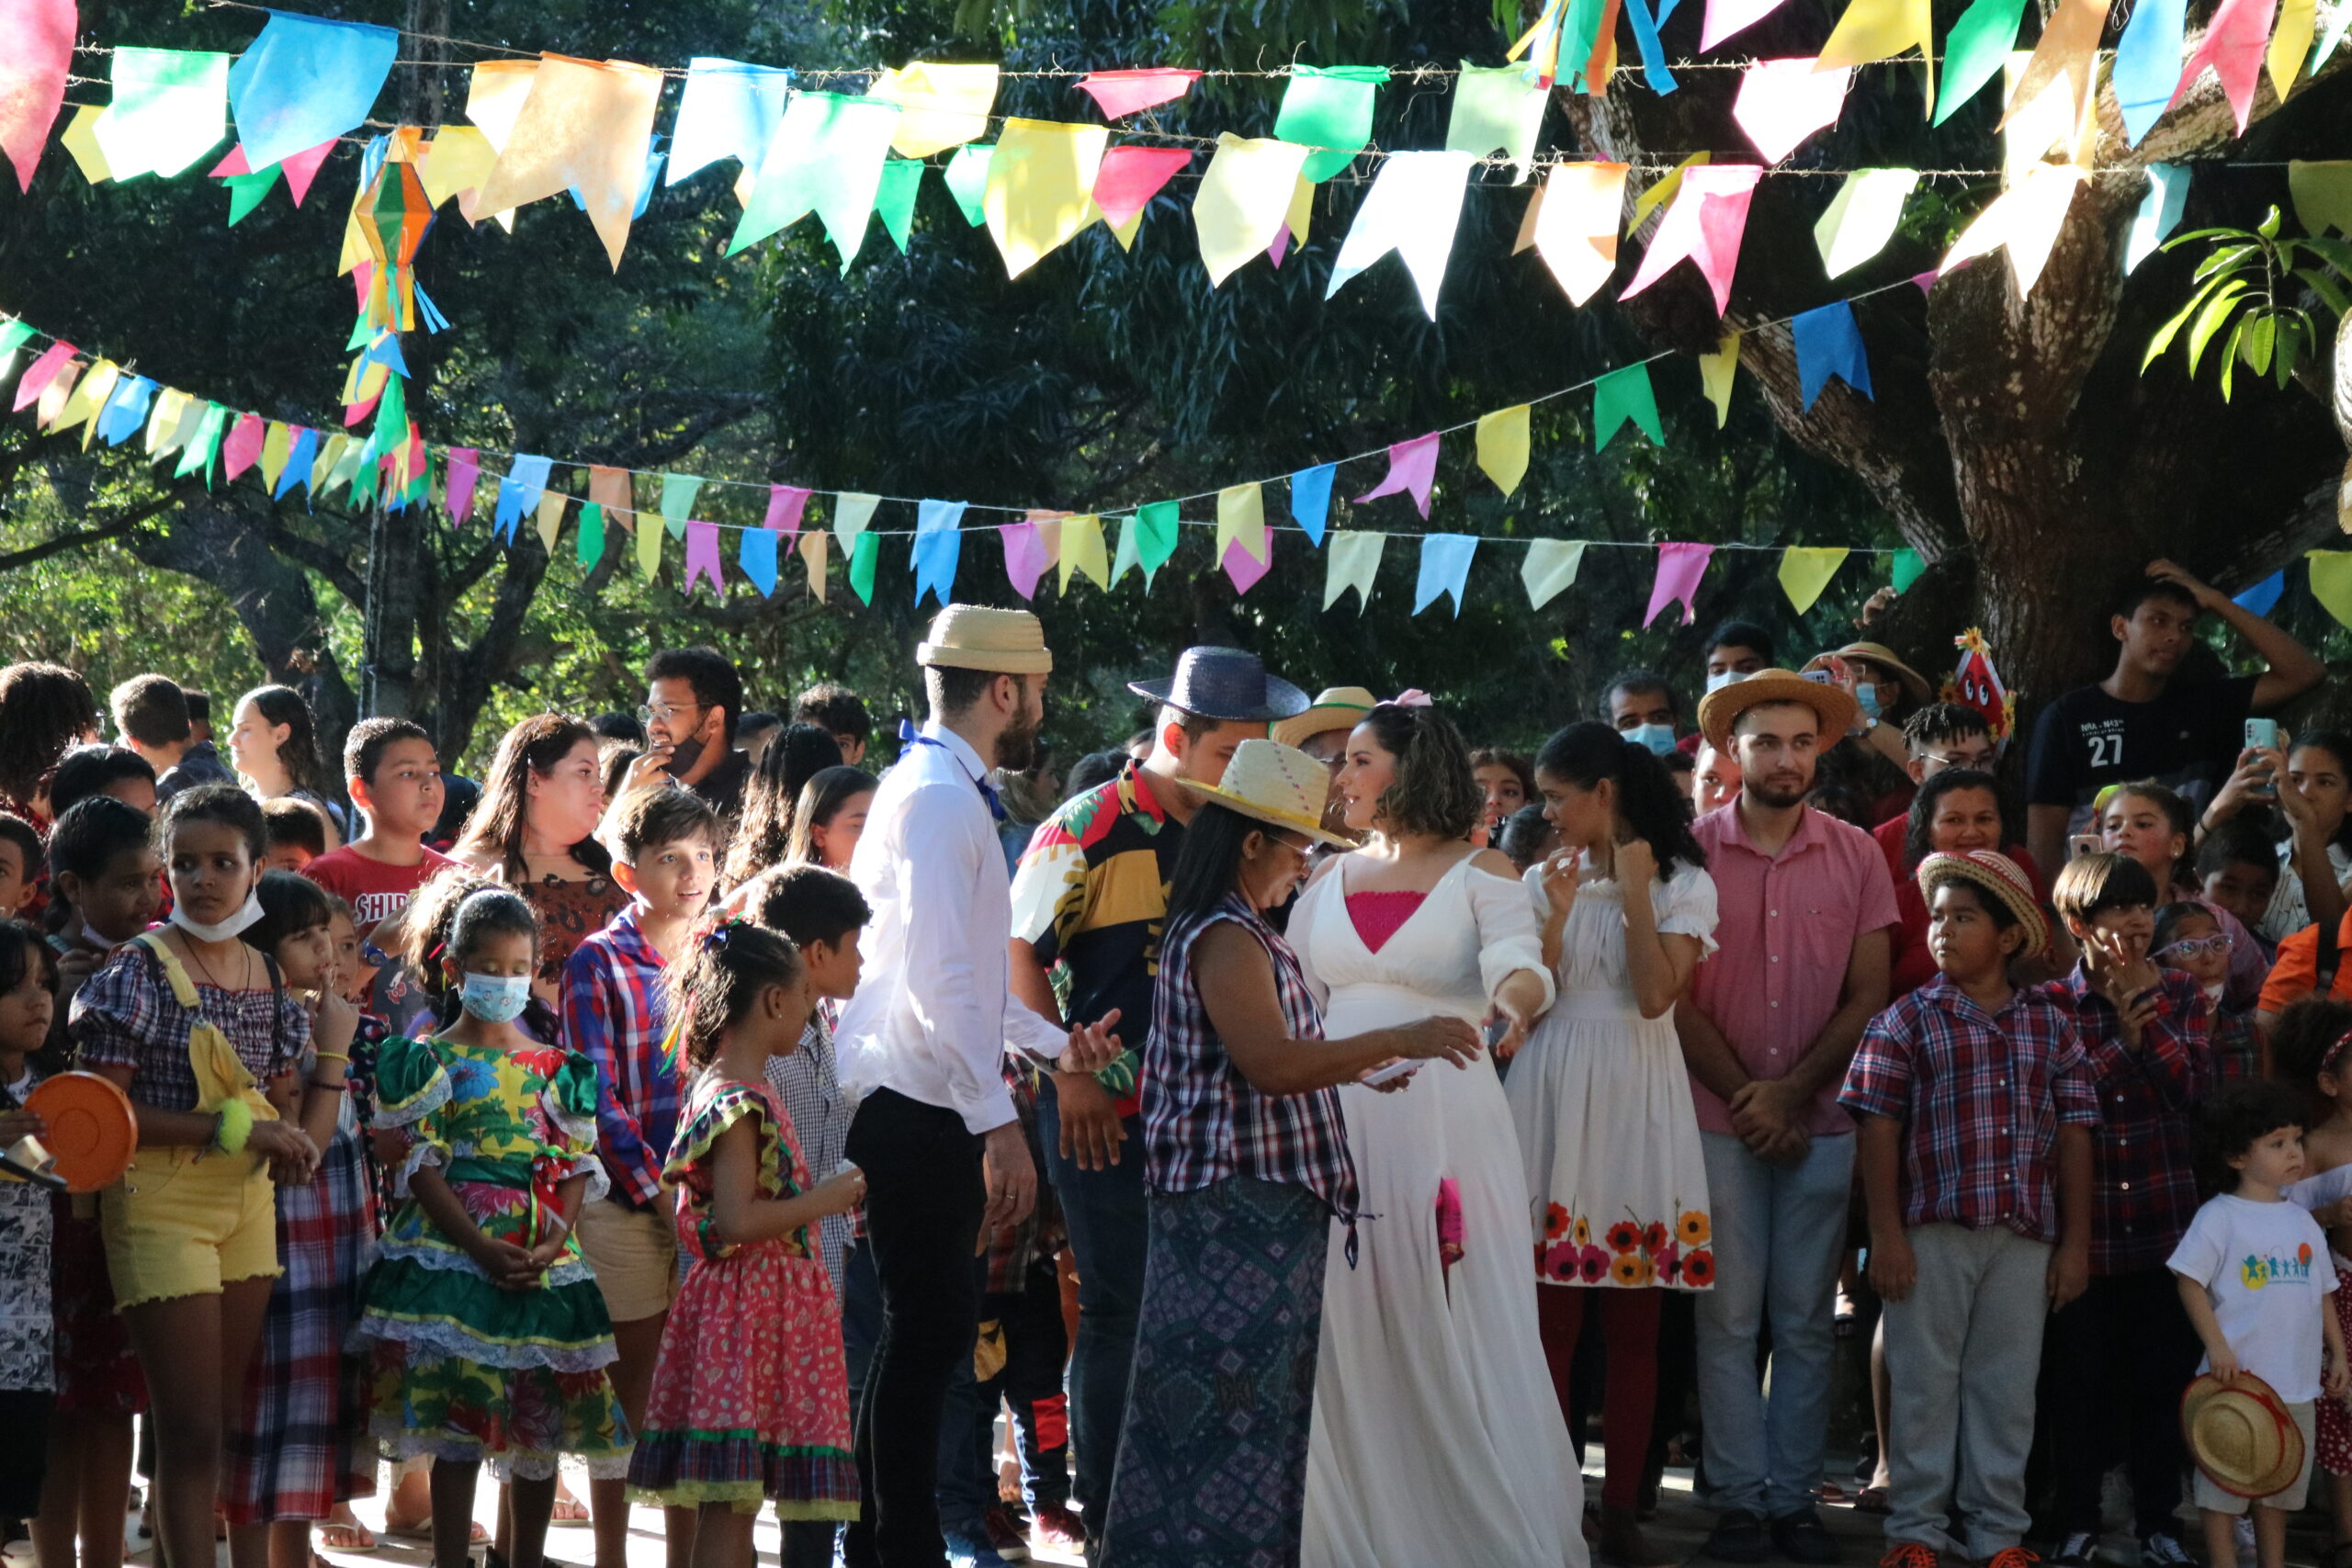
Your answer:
[354,1034,631,1480]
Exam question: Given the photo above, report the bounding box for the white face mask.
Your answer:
[2201,981,2227,1004]
[1704,670,1750,694]
[169,890,264,944]
[79,921,128,952]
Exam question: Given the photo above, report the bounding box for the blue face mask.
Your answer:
[459,971,533,1026]
[1625,723,1679,757]
[1855,682,1883,721]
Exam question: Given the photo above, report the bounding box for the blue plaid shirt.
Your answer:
[560,902,676,1210]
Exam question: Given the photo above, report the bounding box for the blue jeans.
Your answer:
[1692,1130,1857,1520]
[1036,1086,1148,1555]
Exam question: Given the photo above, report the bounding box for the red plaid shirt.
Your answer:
[1142,895,1357,1221]
[1842,975,2101,1244]
[2047,965,2211,1276]
[560,903,676,1210]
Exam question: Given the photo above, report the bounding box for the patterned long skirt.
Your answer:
[1102,1177,1331,1568]
[221,1125,377,1524]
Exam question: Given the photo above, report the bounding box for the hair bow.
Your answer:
[1389,689,1434,708]
[2325,1029,2352,1077]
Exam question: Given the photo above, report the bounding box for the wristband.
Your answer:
[311,1051,351,1065]
[212,1098,255,1156]
[1092,1046,1139,1099]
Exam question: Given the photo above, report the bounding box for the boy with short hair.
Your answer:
[2171,1080,2350,1568]
[259,795,329,873]
[107,674,192,779]
[0,812,43,921]
[794,682,872,767]
[2197,820,2282,955]
[1703,621,1777,691]
[561,784,719,1568]
[1842,852,2097,1568]
[301,717,452,940]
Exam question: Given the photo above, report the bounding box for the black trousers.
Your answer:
[842,1089,987,1568]
[981,1255,1073,1516]
[2046,1265,2204,1539]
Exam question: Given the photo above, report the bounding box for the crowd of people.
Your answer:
[0,554,2350,1568]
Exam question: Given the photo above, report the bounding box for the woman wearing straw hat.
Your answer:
[1099,739,1478,1568]
[1289,699,1585,1568]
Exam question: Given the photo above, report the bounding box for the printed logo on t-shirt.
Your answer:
[349,890,410,927]
[2241,1241,2317,1290]
[2077,718,2126,772]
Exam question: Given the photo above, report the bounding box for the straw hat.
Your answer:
[1818,641,1934,706]
[1697,669,1862,752]
[915,605,1052,674]
[2182,1371,2304,1499]
[1272,686,1378,749]
[1127,647,1310,724]
[1189,739,1358,848]
[1916,850,2050,958]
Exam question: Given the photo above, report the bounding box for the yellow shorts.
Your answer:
[101,1145,278,1310]
[575,1196,678,1324]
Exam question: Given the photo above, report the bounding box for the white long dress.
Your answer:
[1506,860,1720,1290]
[1293,854,1589,1568]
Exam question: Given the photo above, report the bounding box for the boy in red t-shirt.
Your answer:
[301,717,452,940]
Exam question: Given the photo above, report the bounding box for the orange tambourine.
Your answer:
[24,1072,137,1192]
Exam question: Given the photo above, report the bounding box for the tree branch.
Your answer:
[0,483,190,572]
[264,517,368,607]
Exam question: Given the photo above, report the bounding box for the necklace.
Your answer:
[180,933,244,993]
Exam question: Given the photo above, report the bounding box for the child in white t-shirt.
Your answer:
[2171,1080,2352,1568]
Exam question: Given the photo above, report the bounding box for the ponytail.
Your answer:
[1532,721,1708,877]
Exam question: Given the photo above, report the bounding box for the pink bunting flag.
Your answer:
[1621,164,1763,315]
[1223,535,1273,595]
[1353,432,1442,518]
[1074,69,1203,119]
[1644,542,1716,626]
[350,262,374,312]
[1703,0,1793,50]
[210,146,251,177]
[763,483,812,536]
[221,412,266,479]
[445,447,481,527]
[11,341,74,412]
[2168,0,2277,133]
[280,140,335,206]
[344,392,379,426]
[0,0,74,193]
[1091,145,1193,228]
[1731,60,1852,164]
[683,519,726,598]
[1268,227,1292,267]
[999,521,1052,599]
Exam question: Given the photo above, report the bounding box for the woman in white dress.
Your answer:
[1293,699,1586,1568]
[1510,721,1719,1568]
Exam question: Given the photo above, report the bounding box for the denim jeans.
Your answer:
[1693,1130,1857,1520]
[1036,1085,1148,1556]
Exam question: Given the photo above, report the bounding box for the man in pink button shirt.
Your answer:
[1678,671,1900,1567]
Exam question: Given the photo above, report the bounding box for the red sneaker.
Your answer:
[980,1505,1033,1562]
[1031,1503,1087,1555]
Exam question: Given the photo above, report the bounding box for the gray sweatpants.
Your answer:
[1883,1223,2052,1559]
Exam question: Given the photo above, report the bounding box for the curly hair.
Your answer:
[1354,702,1483,840]
[456,714,611,885]
[666,920,804,1070]
[0,662,97,807]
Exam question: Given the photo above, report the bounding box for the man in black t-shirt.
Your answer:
[2025,560,2322,874]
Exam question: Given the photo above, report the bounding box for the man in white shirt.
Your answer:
[836,604,1114,1568]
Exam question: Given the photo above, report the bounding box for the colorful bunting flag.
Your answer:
[874,158,923,253]
[1274,64,1389,184]
[587,466,635,533]
[12,341,72,412]
[1058,514,1109,592]
[2309,551,2352,630]
[0,0,74,192]
[579,502,606,569]
[1223,534,1273,595]
[660,474,704,540]
[494,455,553,542]
[1819,0,1935,108]
[225,13,395,170]
[943,144,993,226]
[1732,59,1852,165]
[1792,301,1873,409]
[1354,432,1441,518]
[1291,464,1336,546]
[848,532,878,604]
[1939,161,2083,296]
[1215,482,1268,563]
[799,531,829,601]
[1815,168,1918,277]
[2290,162,2352,236]
[1194,135,1313,288]
[1997,0,2109,144]
[683,518,725,597]
[471,56,664,270]
[983,118,1110,278]
[281,427,321,501]
[1621,164,1761,314]
[1073,69,1202,119]
[1702,0,1792,51]
[729,92,903,270]
[667,59,795,186]
[1001,519,1052,598]
[1935,0,2027,124]
[2114,0,2188,141]
[2125,164,2189,271]
[1593,364,1665,449]
[833,491,880,554]
[2234,570,2287,616]
[1324,531,1385,612]
[1779,547,1850,613]
[1522,539,1587,609]
[763,484,812,535]
[1699,332,1741,426]
[1444,63,1548,184]
[1092,146,1191,238]
[1134,501,1181,577]
[59,104,109,184]
[1644,542,1714,626]
[535,488,567,553]
[1414,535,1478,616]
[1325,150,1476,318]
[96,47,232,181]
[1891,547,1927,591]
[2169,0,2280,134]
[913,499,966,605]
[872,62,998,160]
[1476,406,1532,497]
[220,411,266,478]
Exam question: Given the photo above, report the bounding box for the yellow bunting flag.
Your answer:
[636,503,662,581]
[60,105,111,184]
[1815,168,1919,277]
[152,392,205,458]
[1323,531,1385,612]
[143,389,190,455]
[798,530,828,603]
[2269,0,2318,97]
[1940,161,2085,297]
[535,490,567,552]
[873,63,1000,160]
[1818,0,1936,110]
[1532,161,1630,306]
[1217,483,1267,563]
[53,361,119,446]
[258,422,291,490]
[1699,332,1741,427]
[420,126,498,216]
[311,434,348,494]
[982,119,1111,279]
[1629,152,1708,233]
[1778,547,1850,614]
[471,56,665,270]
[1521,539,1587,610]
[832,492,880,554]
[2310,551,2352,628]
[1193,135,1313,288]
[2000,52,2098,180]
[1284,173,1313,247]
[1476,406,1532,497]
[1059,514,1109,592]
[1996,0,2109,145]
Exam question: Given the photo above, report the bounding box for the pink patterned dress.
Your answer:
[626,1072,856,1518]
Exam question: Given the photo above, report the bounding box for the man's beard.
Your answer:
[996,713,1040,772]
[1745,773,1809,810]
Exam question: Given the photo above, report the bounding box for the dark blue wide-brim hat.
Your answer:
[1128,646,1311,724]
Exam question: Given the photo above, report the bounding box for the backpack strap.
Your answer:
[2319,917,2344,999]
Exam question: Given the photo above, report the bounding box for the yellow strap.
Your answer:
[131,934,277,1121]
[131,931,200,1008]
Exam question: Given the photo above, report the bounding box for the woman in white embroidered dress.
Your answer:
[1292,698,1585,1568]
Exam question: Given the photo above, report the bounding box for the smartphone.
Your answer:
[2246,717,2280,798]
[1363,1058,1419,1087]
[2069,833,2104,860]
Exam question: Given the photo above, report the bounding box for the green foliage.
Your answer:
[2143,207,2352,400]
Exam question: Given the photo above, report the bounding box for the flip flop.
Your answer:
[379,1520,492,1545]
[1854,1486,1892,1515]
[316,1520,379,1552]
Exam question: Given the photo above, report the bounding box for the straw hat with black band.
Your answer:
[915,604,1053,674]
[1274,686,1378,750]
[1696,669,1862,753]
[1189,739,1359,849]
[1915,850,2051,958]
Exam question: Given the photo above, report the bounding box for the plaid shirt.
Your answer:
[1842,975,2101,1244]
[1143,894,1357,1221]
[72,940,305,1111]
[560,903,676,1210]
[2048,965,2211,1276]
[766,1006,856,1297]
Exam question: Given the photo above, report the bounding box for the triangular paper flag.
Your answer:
[1593,364,1665,449]
[1353,433,1441,517]
[257,420,291,488]
[1815,168,1918,277]
[471,56,665,270]
[220,412,266,479]
[494,455,553,543]
[1621,164,1762,314]
[2309,551,2352,629]
[1058,515,1109,592]
[1224,534,1274,596]
[587,466,635,534]
[2291,162,2352,236]
[440,447,480,523]
[279,427,320,501]
[1291,464,1336,546]
[1001,521,1051,599]
[1134,501,1180,579]
[96,47,231,180]
[1779,547,1850,613]
[1414,535,1478,616]
[1445,63,1548,183]
[421,125,497,216]
[2126,164,2189,271]
[1092,145,1191,231]
[2317,0,2352,69]
[1203,483,1263,564]
[874,157,923,253]
[33,360,82,430]
[982,118,1110,279]
[59,103,110,184]
[913,499,967,606]
[535,489,567,553]
[12,341,73,412]
[637,502,663,580]
[1936,0,2028,124]
[660,474,704,541]
[798,530,829,602]
[729,92,902,271]
[1732,59,1853,164]
[1704,0,1792,49]
[578,502,606,569]
[225,12,395,170]
[1632,153,1708,233]
[1792,301,1874,409]
[1939,161,2084,296]
[667,58,795,186]
[1533,161,1630,306]
[1274,64,1388,184]
[740,524,778,596]
[52,359,119,441]
[833,491,880,553]
[1818,0,1935,108]
[2234,570,2286,615]
[1477,406,1532,497]
[1194,134,1313,287]
[95,376,157,448]
[1892,547,1927,591]
[682,519,725,598]
[1522,539,1588,609]
[1074,69,1201,118]
[942,144,992,226]
[872,62,998,160]
[1645,542,1714,626]
[1699,332,1740,426]
[763,484,813,536]
[0,0,75,192]
[1996,0,2109,143]
[848,531,878,604]
[1325,150,1476,319]
[2168,0,2277,134]
[2114,0,2188,141]
[144,387,189,456]
[1323,531,1385,612]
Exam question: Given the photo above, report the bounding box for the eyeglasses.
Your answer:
[639,701,705,727]
[1919,750,1993,770]
[2158,934,2235,960]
